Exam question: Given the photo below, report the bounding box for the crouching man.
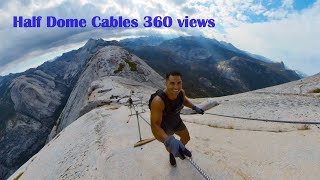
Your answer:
[150,71,204,166]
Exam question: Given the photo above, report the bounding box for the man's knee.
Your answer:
[179,131,190,145]
[183,133,190,142]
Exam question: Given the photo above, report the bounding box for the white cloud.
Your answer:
[249,4,266,15]
[0,41,85,76]
[263,8,290,19]
[223,1,320,75]
[282,0,294,8]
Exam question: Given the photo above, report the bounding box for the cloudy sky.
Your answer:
[0,0,319,76]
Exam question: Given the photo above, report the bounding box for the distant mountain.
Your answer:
[121,36,301,97]
[294,70,308,78]
[241,51,274,63]
[119,36,168,46]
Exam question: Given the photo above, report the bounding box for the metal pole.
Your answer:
[136,110,142,141]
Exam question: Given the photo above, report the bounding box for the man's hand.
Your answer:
[164,136,192,159]
[192,105,204,114]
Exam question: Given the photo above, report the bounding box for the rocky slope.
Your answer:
[0,39,118,179]
[49,46,164,138]
[8,73,320,180]
[0,38,163,179]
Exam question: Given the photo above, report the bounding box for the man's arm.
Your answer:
[181,89,194,108]
[150,96,168,143]
[181,89,204,114]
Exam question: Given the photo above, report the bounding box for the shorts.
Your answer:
[162,120,187,136]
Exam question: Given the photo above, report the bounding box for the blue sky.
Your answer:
[0,0,319,76]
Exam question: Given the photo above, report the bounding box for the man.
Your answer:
[150,71,204,166]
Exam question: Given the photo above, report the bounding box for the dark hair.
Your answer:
[166,71,182,80]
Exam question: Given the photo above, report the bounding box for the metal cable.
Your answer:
[138,114,151,126]
[204,112,320,125]
[186,157,212,180]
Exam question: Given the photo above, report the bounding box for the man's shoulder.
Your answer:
[153,89,168,102]
[152,95,165,104]
[151,95,165,109]
[149,89,166,110]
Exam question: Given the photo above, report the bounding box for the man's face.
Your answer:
[165,75,182,96]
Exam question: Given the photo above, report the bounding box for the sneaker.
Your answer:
[169,153,176,167]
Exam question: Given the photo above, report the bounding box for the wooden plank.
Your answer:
[134,137,156,147]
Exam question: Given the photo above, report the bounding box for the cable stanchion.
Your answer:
[136,110,142,142]
[128,99,156,148]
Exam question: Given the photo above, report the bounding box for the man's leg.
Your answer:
[174,128,190,145]
[163,128,177,166]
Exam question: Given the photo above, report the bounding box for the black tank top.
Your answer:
[159,90,184,130]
